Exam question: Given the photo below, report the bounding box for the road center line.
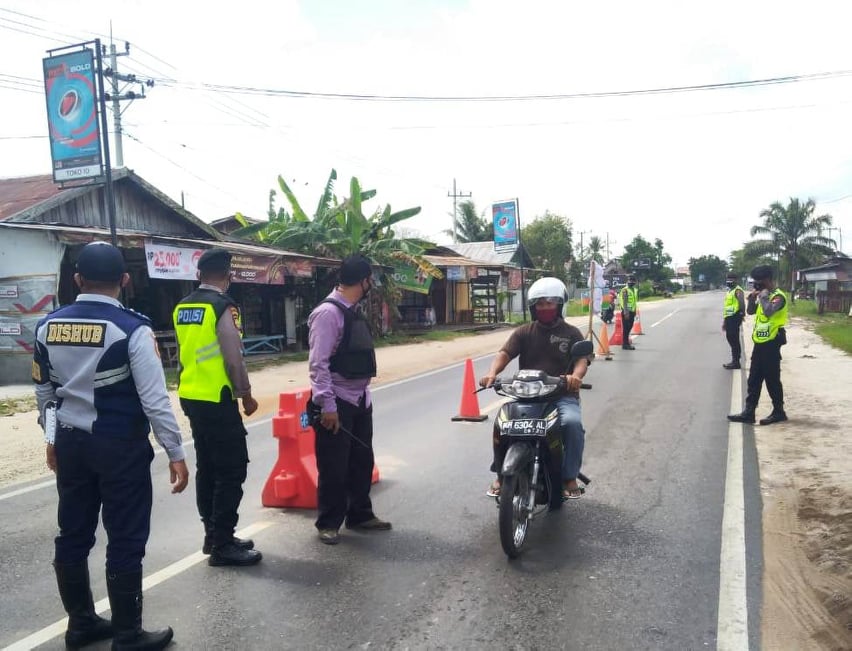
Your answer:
[1,521,275,651]
[649,309,679,328]
[717,373,749,650]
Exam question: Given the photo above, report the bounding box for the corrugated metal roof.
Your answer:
[447,241,535,268]
[0,221,339,264]
[0,168,223,241]
[0,174,65,221]
[423,254,481,267]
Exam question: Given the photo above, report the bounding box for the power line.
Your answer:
[154,69,852,103]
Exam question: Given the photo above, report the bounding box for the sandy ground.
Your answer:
[1,316,850,648]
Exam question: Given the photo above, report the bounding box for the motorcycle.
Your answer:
[480,339,593,558]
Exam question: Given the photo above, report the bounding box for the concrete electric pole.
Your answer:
[447,178,472,244]
[105,36,154,167]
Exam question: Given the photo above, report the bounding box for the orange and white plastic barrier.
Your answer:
[262,389,379,509]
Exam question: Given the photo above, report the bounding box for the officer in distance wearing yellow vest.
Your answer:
[727,265,789,426]
[619,275,639,350]
[721,272,746,369]
[173,247,262,566]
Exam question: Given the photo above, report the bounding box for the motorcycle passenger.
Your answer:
[479,277,592,501]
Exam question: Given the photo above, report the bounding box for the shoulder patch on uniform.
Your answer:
[45,321,106,347]
[31,360,42,382]
[230,306,242,333]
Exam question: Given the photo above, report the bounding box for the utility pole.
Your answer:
[104,30,154,168]
[447,178,471,244]
[826,226,843,253]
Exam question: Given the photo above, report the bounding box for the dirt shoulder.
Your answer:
[756,317,852,649]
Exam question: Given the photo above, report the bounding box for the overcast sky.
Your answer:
[2,0,851,268]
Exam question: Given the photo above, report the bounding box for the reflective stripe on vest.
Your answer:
[752,289,788,343]
[723,286,743,317]
[174,302,233,402]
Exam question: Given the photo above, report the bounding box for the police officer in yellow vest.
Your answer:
[722,273,746,369]
[619,275,638,350]
[174,248,262,566]
[728,265,789,426]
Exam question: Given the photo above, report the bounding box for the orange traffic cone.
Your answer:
[597,322,612,356]
[609,312,624,346]
[631,310,645,335]
[452,358,488,422]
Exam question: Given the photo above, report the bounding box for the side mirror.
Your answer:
[571,339,593,358]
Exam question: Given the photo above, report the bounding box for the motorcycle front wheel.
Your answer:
[499,469,531,558]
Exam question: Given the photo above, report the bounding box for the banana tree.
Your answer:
[233,170,440,332]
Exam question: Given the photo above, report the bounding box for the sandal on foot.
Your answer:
[562,486,585,500]
[486,481,501,498]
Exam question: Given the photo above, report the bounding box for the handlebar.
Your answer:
[475,378,592,392]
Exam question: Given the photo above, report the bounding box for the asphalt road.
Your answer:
[0,292,763,650]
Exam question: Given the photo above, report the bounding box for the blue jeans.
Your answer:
[557,397,585,481]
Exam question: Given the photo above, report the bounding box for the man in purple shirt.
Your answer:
[308,254,392,545]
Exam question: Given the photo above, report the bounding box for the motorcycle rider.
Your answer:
[479,277,591,501]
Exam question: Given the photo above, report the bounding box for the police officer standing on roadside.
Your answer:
[33,241,188,651]
[619,275,639,350]
[174,248,262,566]
[307,254,392,545]
[728,265,789,425]
[722,272,746,369]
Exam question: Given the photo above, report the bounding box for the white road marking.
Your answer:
[649,309,679,328]
[717,373,749,650]
[1,521,275,651]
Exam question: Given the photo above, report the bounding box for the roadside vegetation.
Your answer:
[790,300,852,354]
[0,395,37,418]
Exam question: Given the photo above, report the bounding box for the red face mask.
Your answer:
[535,306,559,323]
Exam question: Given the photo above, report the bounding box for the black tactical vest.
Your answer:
[323,299,377,379]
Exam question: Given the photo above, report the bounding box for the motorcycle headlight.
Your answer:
[506,381,558,398]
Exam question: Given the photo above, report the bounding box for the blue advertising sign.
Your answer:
[492,199,519,252]
[43,49,102,182]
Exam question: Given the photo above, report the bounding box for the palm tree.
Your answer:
[586,235,605,264]
[443,200,493,243]
[747,198,836,300]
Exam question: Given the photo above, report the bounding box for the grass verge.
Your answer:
[790,299,852,354]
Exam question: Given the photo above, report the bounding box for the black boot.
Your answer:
[202,536,254,555]
[727,407,755,423]
[208,541,263,566]
[54,560,113,649]
[106,570,173,651]
[722,361,741,369]
[760,409,788,426]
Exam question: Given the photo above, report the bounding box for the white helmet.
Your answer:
[527,277,567,321]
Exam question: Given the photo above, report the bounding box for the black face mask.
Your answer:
[753,281,765,291]
[726,282,735,289]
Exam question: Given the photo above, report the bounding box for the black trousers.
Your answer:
[724,314,743,362]
[745,340,784,411]
[180,396,249,547]
[621,311,636,346]
[312,395,376,530]
[54,428,154,572]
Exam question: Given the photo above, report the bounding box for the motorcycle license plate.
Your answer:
[502,419,548,437]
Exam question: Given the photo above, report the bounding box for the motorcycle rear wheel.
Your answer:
[499,470,531,558]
